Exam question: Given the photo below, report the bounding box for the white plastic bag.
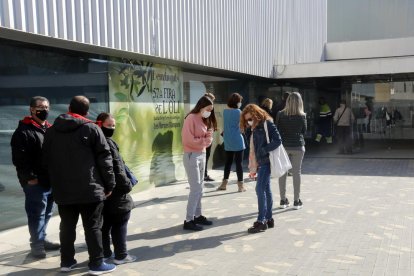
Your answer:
[264,121,292,178]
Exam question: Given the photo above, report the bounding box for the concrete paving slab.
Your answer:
[1,158,414,275]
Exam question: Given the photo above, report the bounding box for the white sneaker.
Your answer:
[113,254,137,265]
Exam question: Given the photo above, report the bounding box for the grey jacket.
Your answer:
[334,105,355,126]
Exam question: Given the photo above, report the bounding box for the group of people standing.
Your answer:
[11,91,327,273]
[11,96,135,275]
[181,91,307,234]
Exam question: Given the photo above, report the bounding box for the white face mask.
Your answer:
[247,120,254,126]
[237,102,242,109]
[202,111,211,118]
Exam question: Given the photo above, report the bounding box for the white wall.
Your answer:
[0,0,327,78]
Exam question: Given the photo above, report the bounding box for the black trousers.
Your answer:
[223,150,244,181]
[336,126,352,153]
[102,210,131,260]
[204,145,212,177]
[58,202,104,267]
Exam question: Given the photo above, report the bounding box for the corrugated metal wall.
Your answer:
[0,0,326,78]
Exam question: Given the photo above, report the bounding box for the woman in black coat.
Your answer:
[96,113,135,265]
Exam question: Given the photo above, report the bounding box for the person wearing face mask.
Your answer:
[182,95,217,231]
[11,96,60,258]
[241,104,282,234]
[96,113,136,265]
[217,92,246,192]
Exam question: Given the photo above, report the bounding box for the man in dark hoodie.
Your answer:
[11,96,60,259]
[42,96,116,275]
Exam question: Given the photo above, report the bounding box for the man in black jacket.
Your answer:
[43,96,116,274]
[11,96,60,258]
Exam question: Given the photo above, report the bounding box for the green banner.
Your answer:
[109,60,185,190]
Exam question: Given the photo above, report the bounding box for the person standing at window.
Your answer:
[217,93,246,192]
[182,95,217,231]
[96,113,136,265]
[241,104,282,234]
[315,97,333,144]
[333,100,355,154]
[11,96,60,259]
[275,92,307,210]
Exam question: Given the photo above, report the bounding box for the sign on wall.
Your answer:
[109,59,185,190]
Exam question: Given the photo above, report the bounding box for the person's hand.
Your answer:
[105,191,112,198]
[27,179,38,185]
[206,129,213,138]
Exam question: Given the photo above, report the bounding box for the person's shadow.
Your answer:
[149,131,177,186]
[130,230,246,262]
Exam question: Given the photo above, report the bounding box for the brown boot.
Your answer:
[216,179,228,191]
[237,181,246,192]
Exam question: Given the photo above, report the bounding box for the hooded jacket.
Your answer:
[42,113,115,205]
[11,117,51,187]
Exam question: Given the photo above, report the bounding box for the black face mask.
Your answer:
[35,110,49,121]
[102,127,115,137]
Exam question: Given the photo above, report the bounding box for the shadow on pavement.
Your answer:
[3,265,90,276]
[134,195,188,208]
[130,230,246,262]
[302,158,414,177]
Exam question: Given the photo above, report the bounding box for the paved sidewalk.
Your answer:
[1,158,414,275]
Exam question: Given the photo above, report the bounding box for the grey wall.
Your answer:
[328,0,414,42]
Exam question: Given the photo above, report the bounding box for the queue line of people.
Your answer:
[11,92,307,274]
[182,92,307,233]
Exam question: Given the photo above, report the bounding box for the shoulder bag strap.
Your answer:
[263,120,270,144]
[337,107,347,122]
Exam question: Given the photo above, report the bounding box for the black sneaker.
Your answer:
[30,246,46,259]
[280,198,290,209]
[247,221,268,234]
[204,175,215,182]
[294,199,303,210]
[44,239,60,250]
[183,220,203,231]
[194,215,213,225]
[267,218,275,228]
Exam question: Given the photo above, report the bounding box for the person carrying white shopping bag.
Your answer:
[241,104,282,234]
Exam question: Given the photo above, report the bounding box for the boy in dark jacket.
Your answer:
[11,96,60,258]
[42,96,116,275]
[96,112,136,265]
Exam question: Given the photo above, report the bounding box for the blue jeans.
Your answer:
[255,163,273,222]
[22,184,54,247]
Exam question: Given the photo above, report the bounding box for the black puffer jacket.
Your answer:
[11,117,51,187]
[104,138,134,214]
[42,113,115,205]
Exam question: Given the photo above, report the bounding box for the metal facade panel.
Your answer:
[0,0,327,78]
[328,0,414,42]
